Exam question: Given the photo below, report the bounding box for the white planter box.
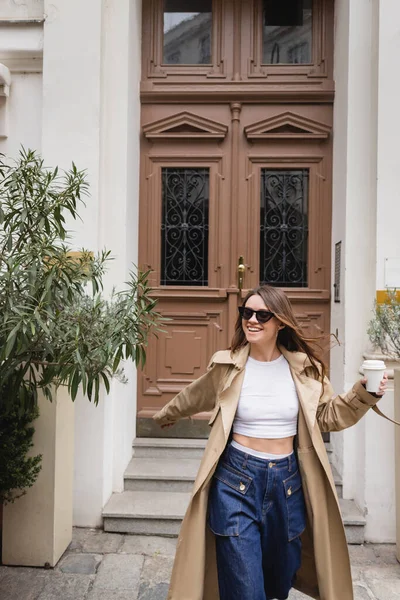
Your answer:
[2,387,74,567]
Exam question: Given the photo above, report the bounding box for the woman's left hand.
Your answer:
[361,372,389,397]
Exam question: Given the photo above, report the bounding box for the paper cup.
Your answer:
[361,359,386,393]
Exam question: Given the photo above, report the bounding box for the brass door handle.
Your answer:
[237,256,245,291]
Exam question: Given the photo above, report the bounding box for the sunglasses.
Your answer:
[238,306,275,324]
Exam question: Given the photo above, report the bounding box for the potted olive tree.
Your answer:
[0,149,161,566]
[368,290,400,561]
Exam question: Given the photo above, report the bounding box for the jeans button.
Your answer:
[239,482,246,491]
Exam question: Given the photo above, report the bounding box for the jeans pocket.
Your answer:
[283,470,306,542]
[208,462,252,537]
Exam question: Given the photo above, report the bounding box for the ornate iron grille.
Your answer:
[260,169,309,287]
[161,168,209,286]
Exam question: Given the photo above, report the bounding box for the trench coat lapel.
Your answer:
[217,345,249,442]
[292,372,322,435]
[280,346,322,435]
[219,369,245,441]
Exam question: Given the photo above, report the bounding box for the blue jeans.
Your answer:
[208,443,306,600]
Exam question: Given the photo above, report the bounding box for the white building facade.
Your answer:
[0,0,399,543]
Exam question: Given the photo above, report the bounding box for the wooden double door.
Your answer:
[138,100,333,430]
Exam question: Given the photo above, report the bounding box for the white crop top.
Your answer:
[232,354,299,439]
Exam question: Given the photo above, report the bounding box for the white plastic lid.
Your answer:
[361,359,386,370]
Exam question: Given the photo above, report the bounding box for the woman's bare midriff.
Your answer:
[232,433,295,455]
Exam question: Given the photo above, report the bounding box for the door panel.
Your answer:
[138,105,234,419]
[138,104,332,425]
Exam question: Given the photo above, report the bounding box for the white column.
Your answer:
[42,0,142,528]
[364,0,400,542]
[42,0,105,529]
[333,0,399,542]
[375,0,400,289]
[97,0,142,499]
[42,0,102,249]
[332,0,377,511]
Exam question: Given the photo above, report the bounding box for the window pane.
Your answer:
[260,170,309,287]
[161,168,209,286]
[163,0,212,64]
[262,0,312,64]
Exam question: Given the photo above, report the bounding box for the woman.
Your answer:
[154,285,388,600]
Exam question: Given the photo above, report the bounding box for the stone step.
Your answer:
[330,464,343,498]
[125,455,343,496]
[340,498,366,544]
[103,490,188,536]
[103,491,364,543]
[133,437,333,459]
[133,437,206,459]
[124,457,200,492]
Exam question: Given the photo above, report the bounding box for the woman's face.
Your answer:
[242,294,282,348]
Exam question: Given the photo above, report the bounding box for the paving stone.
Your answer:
[58,553,102,575]
[36,573,92,600]
[92,553,144,592]
[366,579,400,600]
[349,544,379,565]
[354,584,375,600]
[139,555,174,586]
[351,565,366,582]
[288,589,312,599]
[371,544,399,565]
[119,535,177,556]
[137,556,174,600]
[0,569,47,600]
[363,565,400,600]
[81,530,124,553]
[138,581,169,600]
[69,527,90,552]
[362,565,400,600]
[364,565,400,581]
[87,591,136,600]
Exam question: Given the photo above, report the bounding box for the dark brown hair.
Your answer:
[231,285,327,381]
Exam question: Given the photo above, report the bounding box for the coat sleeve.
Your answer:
[153,360,224,427]
[316,377,380,433]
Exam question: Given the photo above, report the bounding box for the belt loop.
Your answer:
[242,453,248,470]
[288,452,292,472]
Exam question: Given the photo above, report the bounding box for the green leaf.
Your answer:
[70,369,80,401]
[100,372,110,394]
[94,376,100,405]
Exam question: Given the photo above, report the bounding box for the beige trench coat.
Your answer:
[153,345,384,600]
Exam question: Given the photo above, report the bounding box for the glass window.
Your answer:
[262,0,312,65]
[161,168,209,286]
[260,169,309,287]
[163,0,212,65]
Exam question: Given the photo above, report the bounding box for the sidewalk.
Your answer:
[0,529,399,600]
